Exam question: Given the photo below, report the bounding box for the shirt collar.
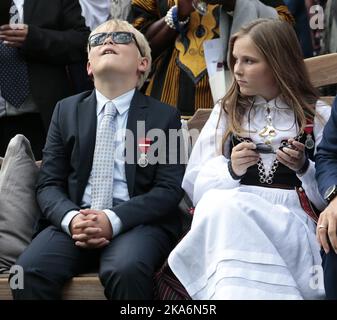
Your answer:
[95,88,135,117]
[253,95,289,110]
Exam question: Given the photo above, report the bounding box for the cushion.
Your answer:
[0,135,41,273]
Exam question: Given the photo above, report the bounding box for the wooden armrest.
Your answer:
[187,109,212,132]
[320,96,335,106]
[305,53,337,88]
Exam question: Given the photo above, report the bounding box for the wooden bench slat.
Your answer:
[305,53,337,88]
[0,276,12,300]
[0,274,105,300]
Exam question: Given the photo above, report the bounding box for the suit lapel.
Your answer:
[125,90,148,197]
[76,91,97,203]
[23,0,38,22]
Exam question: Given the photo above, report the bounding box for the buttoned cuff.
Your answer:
[61,210,80,236]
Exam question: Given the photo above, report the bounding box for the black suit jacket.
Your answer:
[316,96,337,198]
[36,90,185,239]
[18,0,90,128]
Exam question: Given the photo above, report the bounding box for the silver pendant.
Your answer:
[305,134,314,149]
[138,153,149,168]
[258,125,277,138]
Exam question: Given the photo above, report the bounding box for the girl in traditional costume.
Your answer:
[168,18,330,299]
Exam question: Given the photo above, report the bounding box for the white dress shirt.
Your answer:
[61,88,135,236]
[79,0,111,30]
[110,0,131,20]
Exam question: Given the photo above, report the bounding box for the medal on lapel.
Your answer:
[304,120,314,150]
[138,138,151,167]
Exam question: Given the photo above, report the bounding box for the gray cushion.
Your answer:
[0,135,41,272]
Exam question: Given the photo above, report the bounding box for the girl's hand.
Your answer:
[231,141,260,176]
[276,138,306,172]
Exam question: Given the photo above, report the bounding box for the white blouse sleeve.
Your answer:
[182,103,240,205]
[298,100,332,211]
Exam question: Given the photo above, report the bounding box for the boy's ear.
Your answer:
[137,57,149,73]
[87,60,93,78]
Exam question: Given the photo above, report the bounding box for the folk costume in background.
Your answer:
[129,0,293,116]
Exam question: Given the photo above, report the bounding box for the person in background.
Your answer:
[284,0,313,58]
[111,0,132,20]
[0,0,90,160]
[321,0,337,96]
[315,96,337,300]
[305,0,326,56]
[79,0,112,31]
[128,0,293,117]
[322,0,336,56]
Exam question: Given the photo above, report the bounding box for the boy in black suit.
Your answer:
[12,19,185,300]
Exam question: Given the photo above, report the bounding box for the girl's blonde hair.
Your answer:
[89,19,152,89]
[221,18,318,142]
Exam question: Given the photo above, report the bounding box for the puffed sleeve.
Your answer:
[182,103,241,205]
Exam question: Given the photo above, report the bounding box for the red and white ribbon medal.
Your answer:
[138,138,151,167]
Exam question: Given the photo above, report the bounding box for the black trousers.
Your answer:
[0,113,46,160]
[12,224,174,300]
[321,249,337,299]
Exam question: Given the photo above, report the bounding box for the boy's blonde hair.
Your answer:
[89,19,152,89]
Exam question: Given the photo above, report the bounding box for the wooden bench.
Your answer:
[0,273,106,300]
[0,275,11,300]
[305,52,337,106]
[1,53,337,300]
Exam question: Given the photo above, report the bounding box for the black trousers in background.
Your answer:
[0,113,46,160]
[11,224,174,300]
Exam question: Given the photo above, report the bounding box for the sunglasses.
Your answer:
[88,31,144,57]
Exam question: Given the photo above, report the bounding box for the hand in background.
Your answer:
[0,24,28,47]
[317,198,337,254]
